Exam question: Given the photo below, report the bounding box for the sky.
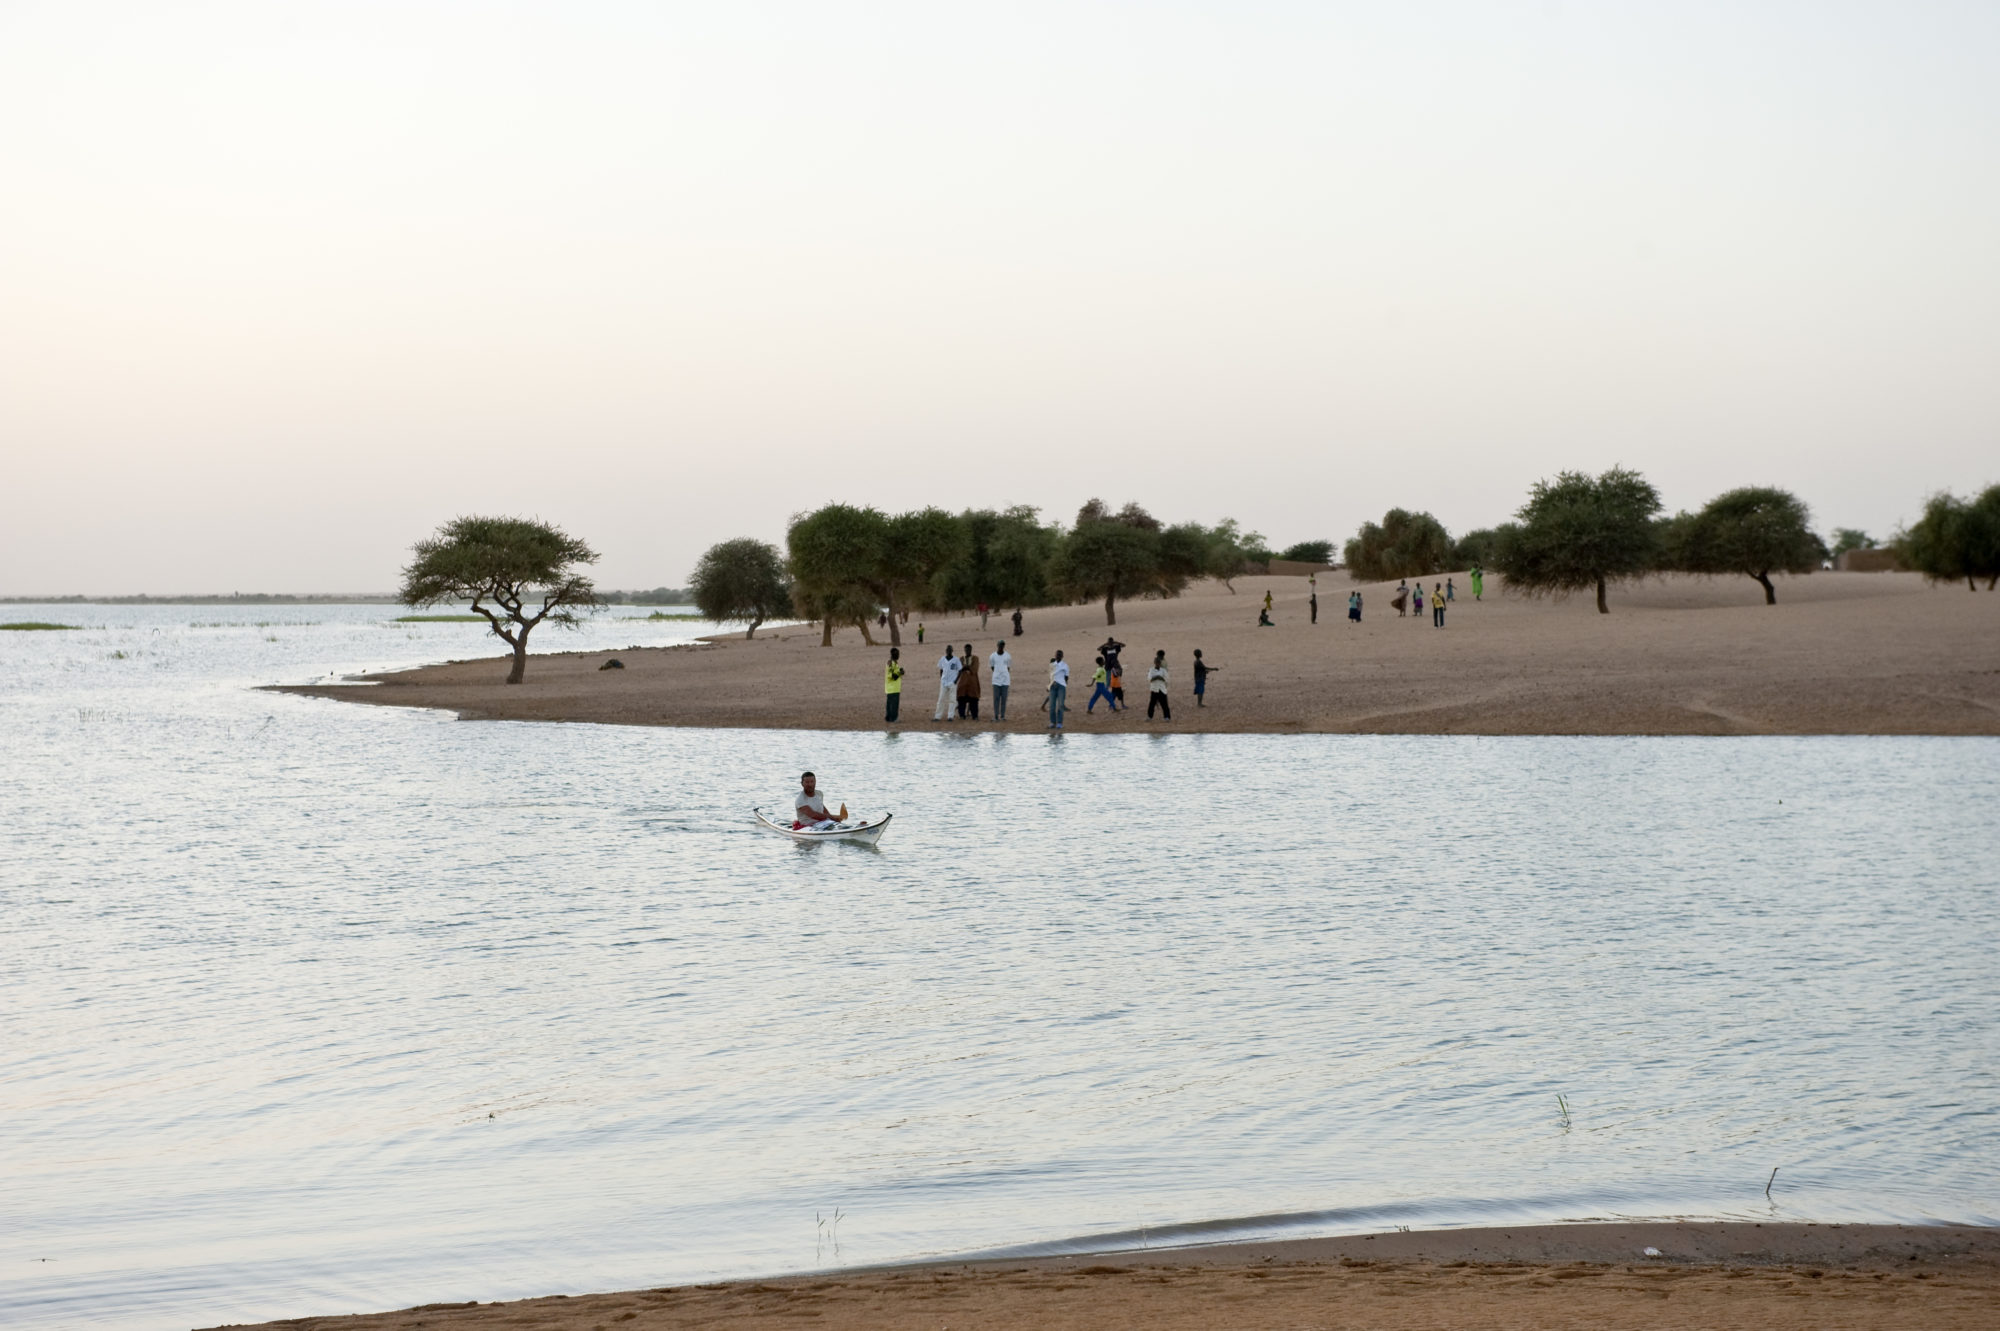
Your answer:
[3,1,1996,593]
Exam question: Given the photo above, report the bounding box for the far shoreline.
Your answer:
[268,570,2000,737]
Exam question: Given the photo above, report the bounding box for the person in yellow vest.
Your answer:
[883,647,904,723]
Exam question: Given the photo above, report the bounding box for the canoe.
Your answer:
[753,806,893,846]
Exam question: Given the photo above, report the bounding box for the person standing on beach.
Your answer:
[1146,650,1172,720]
[1446,577,1456,602]
[1433,584,1446,628]
[978,602,989,629]
[1193,649,1218,707]
[1412,583,1424,622]
[1470,565,1484,600]
[1262,589,1274,614]
[933,644,960,721]
[1395,578,1408,615]
[1087,656,1118,712]
[917,621,926,644]
[1348,590,1361,623]
[1011,608,1024,636]
[1047,650,1069,729]
[1310,590,1318,624]
[956,644,981,718]
[883,647,904,723]
[989,640,1012,721]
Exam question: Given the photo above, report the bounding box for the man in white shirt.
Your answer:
[988,641,1012,721]
[934,645,961,721]
[793,771,847,829]
[1047,649,1070,729]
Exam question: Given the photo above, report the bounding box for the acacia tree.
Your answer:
[688,537,792,638]
[400,515,602,683]
[791,582,881,646]
[1203,518,1266,591]
[785,504,969,645]
[1495,467,1661,613]
[1671,486,1825,604]
[1898,487,2000,591]
[1343,509,1453,582]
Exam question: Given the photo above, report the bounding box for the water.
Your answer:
[3,605,1997,1329]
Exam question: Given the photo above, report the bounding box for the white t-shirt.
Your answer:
[989,650,1011,686]
[795,789,828,819]
[937,654,961,685]
[1050,660,1069,687]
[1149,665,1169,692]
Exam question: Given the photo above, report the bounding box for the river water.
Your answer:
[2,604,1996,1329]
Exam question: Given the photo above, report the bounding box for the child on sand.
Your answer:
[1413,584,1424,620]
[1348,590,1362,623]
[1047,650,1069,729]
[1193,649,1218,707]
[1446,577,1455,602]
[1470,565,1484,600]
[1433,585,1446,628]
[1087,656,1117,712]
[1396,579,1408,615]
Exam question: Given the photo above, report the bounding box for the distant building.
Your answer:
[1835,548,1903,572]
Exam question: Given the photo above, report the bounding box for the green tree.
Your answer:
[933,506,1060,611]
[1343,508,1453,582]
[688,537,792,639]
[1201,518,1266,592]
[1829,528,1875,561]
[1495,467,1662,613]
[785,504,969,645]
[1897,487,2000,591]
[791,582,881,646]
[1051,499,1195,625]
[1278,539,1334,564]
[400,515,602,684]
[1451,527,1505,569]
[1668,487,1825,604]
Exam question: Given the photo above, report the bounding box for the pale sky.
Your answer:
[3,1,1996,593]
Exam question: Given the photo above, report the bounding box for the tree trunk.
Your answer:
[1104,588,1118,625]
[1988,574,1998,590]
[1595,576,1608,614]
[743,613,764,641]
[1971,576,1980,592]
[506,638,529,683]
[856,617,877,646]
[1755,571,1776,604]
[820,617,835,647]
[885,591,902,646]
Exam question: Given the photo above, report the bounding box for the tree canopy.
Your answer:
[1897,487,2000,591]
[1343,509,1453,582]
[785,504,970,645]
[1451,527,1505,569]
[400,515,601,683]
[1277,539,1334,564]
[1494,467,1661,613]
[688,537,792,638]
[1666,486,1825,603]
[932,506,1059,611]
[1829,528,1875,561]
[1049,499,1204,624]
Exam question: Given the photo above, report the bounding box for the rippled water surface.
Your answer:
[3,604,1997,1329]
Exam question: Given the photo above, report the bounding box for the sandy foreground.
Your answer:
[209,1222,1999,1329]
[274,571,2000,734]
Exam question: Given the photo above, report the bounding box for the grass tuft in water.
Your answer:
[2,622,81,631]
[395,614,489,622]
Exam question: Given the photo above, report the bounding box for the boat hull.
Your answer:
[753,807,892,845]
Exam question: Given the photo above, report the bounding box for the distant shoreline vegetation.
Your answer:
[0,593,404,605]
[394,614,490,622]
[1,621,81,630]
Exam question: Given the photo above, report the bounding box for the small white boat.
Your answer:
[753,806,893,846]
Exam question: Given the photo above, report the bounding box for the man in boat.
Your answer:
[793,772,848,830]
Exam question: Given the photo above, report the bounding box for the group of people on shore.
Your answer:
[881,635,1215,729]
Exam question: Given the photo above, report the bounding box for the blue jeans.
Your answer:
[1088,682,1116,711]
[993,684,1009,719]
[1048,684,1067,727]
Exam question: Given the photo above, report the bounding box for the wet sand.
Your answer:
[207,1221,2000,1329]
[274,571,2000,734]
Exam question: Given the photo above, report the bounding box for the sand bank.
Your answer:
[273,572,2000,735]
[207,1221,2000,1329]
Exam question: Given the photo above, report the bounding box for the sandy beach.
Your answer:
[275,571,2000,734]
[207,1221,2000,1329]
